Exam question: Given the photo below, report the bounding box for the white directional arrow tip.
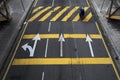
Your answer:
[86,34,92,42]
[33,33,41,41]
[58,34,65,42]
[22,43,29,51]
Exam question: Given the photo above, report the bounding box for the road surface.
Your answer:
[2,0,120,80]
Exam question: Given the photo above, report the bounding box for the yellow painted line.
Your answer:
[23,34,102,39]
[83,12,92,22]
[72,14,80,22]
[64,34,101,39]
[50,6,70,21]
[28,7,51,22]
[12,58,112,65]
[23,34,59,39]
[84,7,89,11]
[61,7,79,21]
[39,6,61,21]
[95,22,120,80]
[105,15,120,20]
[72,7,89,22]
[32,6,43,14]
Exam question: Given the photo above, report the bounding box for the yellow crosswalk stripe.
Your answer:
[12,58,112,65]
[32,6,43,14]
[61,7,79,21]
[23,34,102,39]
[28,7,51,22]
[39,6,61,21]
[72,7,89,22]
[50,6,70,21]
[83,12,92,22]
[72,14,79,22]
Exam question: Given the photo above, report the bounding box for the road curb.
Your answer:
[88,0,120,74]
[0,0,34,79]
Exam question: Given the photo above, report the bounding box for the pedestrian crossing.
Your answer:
[28,6,93,22]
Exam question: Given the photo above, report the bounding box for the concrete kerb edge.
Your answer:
[89,0,120,74]
[0,0,34,79]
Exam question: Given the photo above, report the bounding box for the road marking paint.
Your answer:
[28,7,51,22]
[50,6,70,21]
[58,34,65,57]
[52,0,54,7]
[32,6,43,14]
[72,7,89,21]
[83,12,92,22]
[86,34,94,57]
[72,14,80,22]
[2,22,29,80]
[84,7,89,11]
[45,39,49,57]
[48,22,51,32]
[23,34,102,39]
[42,72,44,80]
[39,6,61,21]
[33,0,38,7]
[95,22,120,80]
[22,34,41,57]
[61,7,79,21]
[12,58,112,65]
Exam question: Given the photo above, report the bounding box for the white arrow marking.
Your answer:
[86,34,94,57]
[22,33,41,57]
[58,34,65,57]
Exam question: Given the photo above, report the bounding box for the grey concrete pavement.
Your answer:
[0,0,34,74]
[90,0,120,73]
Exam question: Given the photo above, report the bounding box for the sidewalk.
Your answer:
[90,0,120,72]
[0,0,33,75]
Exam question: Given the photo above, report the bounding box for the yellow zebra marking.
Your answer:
[28,7,51,22]
[32,6,43,14]
[23,34,102,39]
[12,58,112,65]
[61,7,79,21]
[50,6,70,21]
[83,12,92,22]
[72,7,89,22]
[39,6,61,21]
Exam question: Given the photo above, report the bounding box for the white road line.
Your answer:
[45,39,49,57]
[48,22,51,32]
[33,0,38,7]
[52,0,55,7]
[42,72,44,80]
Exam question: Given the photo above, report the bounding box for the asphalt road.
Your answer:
[2,0,120,80]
